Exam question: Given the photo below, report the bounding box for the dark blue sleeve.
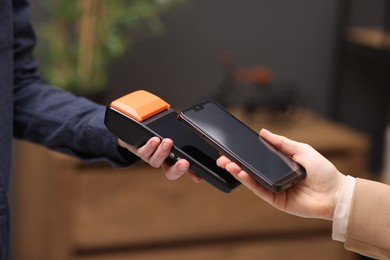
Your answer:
[12,0,138,166]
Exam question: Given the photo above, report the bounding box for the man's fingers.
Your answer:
[147,139,173,168]
[133,137,160,161]
[161,159,189,180]
[133,138,175,168]
[216,155,231,169]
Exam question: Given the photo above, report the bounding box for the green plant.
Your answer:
[36,0,184,95]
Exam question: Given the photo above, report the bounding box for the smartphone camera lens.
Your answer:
[194,105,203,111]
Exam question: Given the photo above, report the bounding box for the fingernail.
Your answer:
[260,128,267,133]
[178,163,188,172]
[151,139,159,148]
[237,172,245,179]
[162,140,171,151]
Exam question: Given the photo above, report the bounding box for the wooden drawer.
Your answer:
[75,236,356,260]
[74,164,331,249]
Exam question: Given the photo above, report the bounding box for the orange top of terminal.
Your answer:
[110,90,170,122]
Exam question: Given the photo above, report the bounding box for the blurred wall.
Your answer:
[30,0,384,120]
[107,0,339,114]
[348,0,387,27]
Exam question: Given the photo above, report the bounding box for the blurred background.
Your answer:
[11,0,390,259]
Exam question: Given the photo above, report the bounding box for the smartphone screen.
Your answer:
[145,111,240,190]
[180,101,305,192]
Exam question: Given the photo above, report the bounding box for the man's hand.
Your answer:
[118,137,201,182]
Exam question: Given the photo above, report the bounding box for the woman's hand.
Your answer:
[217,129,346,220]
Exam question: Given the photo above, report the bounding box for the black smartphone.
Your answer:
[104,92,240,193]
[179,100,306,192]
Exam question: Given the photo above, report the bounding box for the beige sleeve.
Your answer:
[344,178,390,259]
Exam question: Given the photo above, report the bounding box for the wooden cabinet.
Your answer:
[12,110,368,260]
